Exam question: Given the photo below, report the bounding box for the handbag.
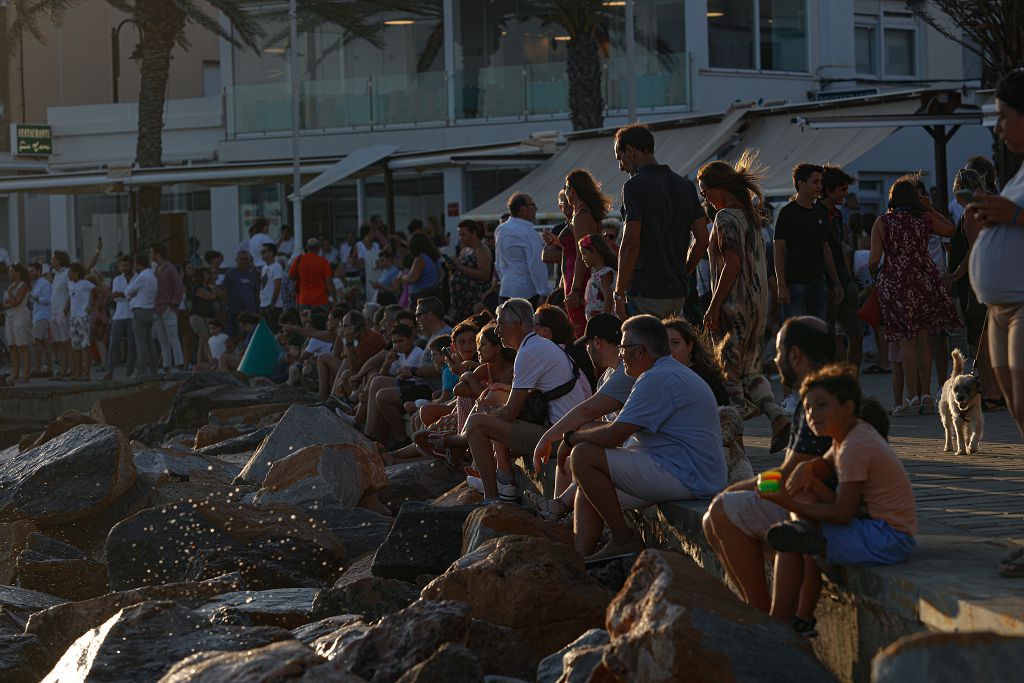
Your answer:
[517,340,581,426]
[857,287,882,327]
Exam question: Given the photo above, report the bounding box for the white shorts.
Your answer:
[605,447,695,508]
[717,489,789,541]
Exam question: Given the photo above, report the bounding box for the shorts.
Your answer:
[628,295,686,319]
[718,489,789,540]
[605,447,695,508]
[988,302,1024,370]
[822,517,915,566]
[828,282,862,339]
[398,379,433,403]
[50,312,70,343]
[70,315,91,350]
[32,319,49,341]
[507,419,548,458]
[4,310,31,347]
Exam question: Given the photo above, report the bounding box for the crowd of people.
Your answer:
[3,68,1024,631]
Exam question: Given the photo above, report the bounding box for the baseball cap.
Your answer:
[578,313,622,344]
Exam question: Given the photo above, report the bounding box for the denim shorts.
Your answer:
[822,517,915,566]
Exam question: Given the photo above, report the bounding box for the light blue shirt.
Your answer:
[615,355,726,498]
[30,278,52,324]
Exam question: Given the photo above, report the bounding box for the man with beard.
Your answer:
[702,316,834,629]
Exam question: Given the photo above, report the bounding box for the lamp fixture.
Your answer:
[384,19,415,26]
[263,46,287,55]
[707,11,725,18]
[554,35,571,42]
[603,1,626,6]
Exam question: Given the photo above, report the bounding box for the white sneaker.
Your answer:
[465,474,518,501]
[780,394,800,416]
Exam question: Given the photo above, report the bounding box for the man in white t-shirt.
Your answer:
[48,251,72,377]
[464,297,590,502]
[258,241,284,330]
[125,254,159,376]
[103,255,137,380]
[248,218,274,263]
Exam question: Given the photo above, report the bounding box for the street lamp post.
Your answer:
[111,19,138,104]
[289,0,303,247]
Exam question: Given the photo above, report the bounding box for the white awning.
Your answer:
[731,98,924,197]
[290,144,399,201]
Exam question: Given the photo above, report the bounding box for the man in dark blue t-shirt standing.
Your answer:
[611,123,709,320]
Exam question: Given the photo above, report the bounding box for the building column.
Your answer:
[49,194,74,256]
[210,185,240,257]
[7,195,20,262]
[443,0,456,123]
[356,178,366,226]
[442,166,465,251]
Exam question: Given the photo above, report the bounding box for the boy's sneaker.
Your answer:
[466,475,518,502]
[792,616,818,639]
[766,520,826,556]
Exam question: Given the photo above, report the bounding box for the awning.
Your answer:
[731,98,924,197]
[290,144,399,201]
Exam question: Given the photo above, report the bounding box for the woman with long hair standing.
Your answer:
[969,69,1024,435]
[448,219,493,321]
[4,263,32,383]
[697,151,790,452]
[563,169,612,337]
[869,175,959,416]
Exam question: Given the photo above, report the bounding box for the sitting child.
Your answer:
[757,363,916,635]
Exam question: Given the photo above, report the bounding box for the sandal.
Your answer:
[522,490,571,520]
[919,394,935,415]
[999,548,1024,577]
[892,399,920,417]
[863,364,891,374]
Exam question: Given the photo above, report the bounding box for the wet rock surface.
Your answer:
[195,588,317,629]
[0,424,136,525]
[395,642,483,683]
[0,585,66,617]
[15,532,109,601]
[380,460,466,511]
[872,632,1024,683]
[253,443,387,510]
[371,502,478,582]
[41,600,294,683]
[23,410,97,451]
[422,535,611,659]
[312,576,419,622]
[104,499,346,590]
[235,406,371,486]
[536,628,610,683]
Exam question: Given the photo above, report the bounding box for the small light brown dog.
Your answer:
[939,348,984,455]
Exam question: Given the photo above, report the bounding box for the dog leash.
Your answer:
[969,308,990,377]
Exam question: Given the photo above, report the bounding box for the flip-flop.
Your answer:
[999,548,1024,577]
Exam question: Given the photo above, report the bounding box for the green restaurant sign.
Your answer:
[11,124,53,156]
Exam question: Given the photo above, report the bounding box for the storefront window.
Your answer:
[708,0,807,72]
[884,28,916,77]
[760,0,807,72]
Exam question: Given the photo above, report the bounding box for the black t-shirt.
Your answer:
[774,201,830,284]
[693,365,729,407]
[790,402,832,455]
[621,164,702,299]
[819,202,852,285]
[191,285,217,318]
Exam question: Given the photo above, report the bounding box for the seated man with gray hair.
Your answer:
[464,297,590,503]
[564,314,726,563]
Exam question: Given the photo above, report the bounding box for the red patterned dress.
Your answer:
[877,210,961,341]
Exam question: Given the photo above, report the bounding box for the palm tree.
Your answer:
[10,0,381,250]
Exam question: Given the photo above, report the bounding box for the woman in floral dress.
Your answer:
[447,220,492,322]
[698,151,790,452]
[869,175,960,415]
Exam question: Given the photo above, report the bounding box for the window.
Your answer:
[884,28,915,76]
[855,25,877,75]
[708,0,807,72]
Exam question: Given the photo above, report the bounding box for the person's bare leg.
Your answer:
[464,414,513,499]
[80,349,91,379]
[702,502,770,612]
[377,387,408,442]
[916,330,933,398]
[573,488,605,556]
[317,354,341,402]
[419,402,452,427]
[899,339,919,400]
[554,442,574,497]
[770,549,805,622]
[796,555,822,622]
[569,443,632,543]
[10,345,21,382]
[363,376,394,442]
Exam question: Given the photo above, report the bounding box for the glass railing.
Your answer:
[228,52,689,135]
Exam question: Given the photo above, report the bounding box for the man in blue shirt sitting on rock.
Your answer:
[562,314,726,563]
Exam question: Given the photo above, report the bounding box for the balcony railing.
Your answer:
[228,52,690,136]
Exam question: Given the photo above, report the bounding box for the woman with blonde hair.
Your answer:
[562,169,612,337]
[697,150,790,452]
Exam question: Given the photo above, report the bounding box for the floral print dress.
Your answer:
[877,210,961,341]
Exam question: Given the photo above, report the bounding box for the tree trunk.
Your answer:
[566,33,604,131]
[133,0,186,251]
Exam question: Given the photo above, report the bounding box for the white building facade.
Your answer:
[2,0,994,262]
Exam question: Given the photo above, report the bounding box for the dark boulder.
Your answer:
[371,502,477,582]
[0,632,50,683]
[311,577,419,622]
[15,533,108,601]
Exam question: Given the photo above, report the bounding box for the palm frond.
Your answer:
[9,0,85,47]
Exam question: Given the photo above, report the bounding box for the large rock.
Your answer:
[196,588,317,629]
[466,619,538,681]
[134,447,241,485]
[196,427,273,456]
[157,639,362,683]
[304,505,393,558]
[595,550,834,683]
[193,424,244,450]
[0,519,37,583]
[0,585,66,618]
[396,642,482,683]
[380,460,466,511]
[316,599,473,682]
[312,577,419,622]
[253,443,388,511]
[208,403,295,427]
[292,615,366,646]
[15,533,108,601]
[371,502,478,582]
[90,381,181,434]
[26,574,242,661]
[40,600,293,683]
[461,502,574,555]
[536,628,610,683]
[872,632,1024,683]
[0,424,136,525]
[236,406,372,486]
[421,535,611,659]
[24,410,96,450]
[0,633,50,683]
[104,499,346,590]
[433,482,483,507]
